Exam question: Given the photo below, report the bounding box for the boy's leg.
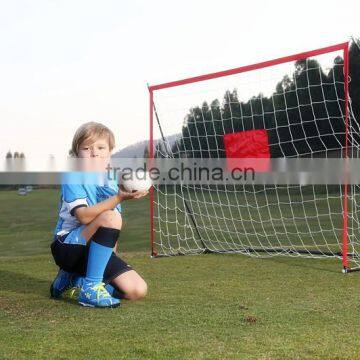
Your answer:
[78,210,122,308]
[80,210,122,244]
[50,239,86,299]
[98,248,147,301]
[109,270,148,301]
[51,210,122,304]
[54,210,147,305]
[84,227,120,283]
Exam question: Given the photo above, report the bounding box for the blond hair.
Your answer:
[70,122,115,157]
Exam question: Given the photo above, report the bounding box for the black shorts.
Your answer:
[51,240,132,284]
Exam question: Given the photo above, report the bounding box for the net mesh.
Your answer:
[151,47,360,267]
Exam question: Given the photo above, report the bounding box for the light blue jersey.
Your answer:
[54,173,121,239]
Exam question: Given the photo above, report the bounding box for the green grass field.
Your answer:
[1,189,360,359]
[153,185,349,256]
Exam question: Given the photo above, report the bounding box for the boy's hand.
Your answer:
[117,185,149,202]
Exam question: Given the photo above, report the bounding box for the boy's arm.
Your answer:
[74,190,148,225]
[74,194,121,225]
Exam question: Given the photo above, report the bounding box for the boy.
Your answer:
[50,122,148,308]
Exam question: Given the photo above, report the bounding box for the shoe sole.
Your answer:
[78,301,120,309]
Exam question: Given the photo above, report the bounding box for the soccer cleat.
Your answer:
[50,269,74,299]
[78,282,120,308]
[61,276,84,302]
[62,286,80,302]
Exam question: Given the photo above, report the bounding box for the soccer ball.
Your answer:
[120,170,152,192]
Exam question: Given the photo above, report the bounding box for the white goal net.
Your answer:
[149,43,360,271]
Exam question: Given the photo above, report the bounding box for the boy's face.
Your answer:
[78,136,112,159]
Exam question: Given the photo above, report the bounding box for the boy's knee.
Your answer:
[97,210,122,230]
[127,282,148,301]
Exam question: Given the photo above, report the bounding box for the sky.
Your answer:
[0,0,359,159]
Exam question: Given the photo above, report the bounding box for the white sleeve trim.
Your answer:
[66,198,88,215]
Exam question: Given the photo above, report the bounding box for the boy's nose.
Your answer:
[90,149,100,157]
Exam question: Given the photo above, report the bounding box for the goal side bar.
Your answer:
[342,43,350,271]
[149,90,156,257]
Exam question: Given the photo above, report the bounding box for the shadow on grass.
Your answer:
[0,269,50,298]
[187,250,343,274]
[262,256,342,274]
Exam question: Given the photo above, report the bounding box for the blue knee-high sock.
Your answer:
[85,227,120,284]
